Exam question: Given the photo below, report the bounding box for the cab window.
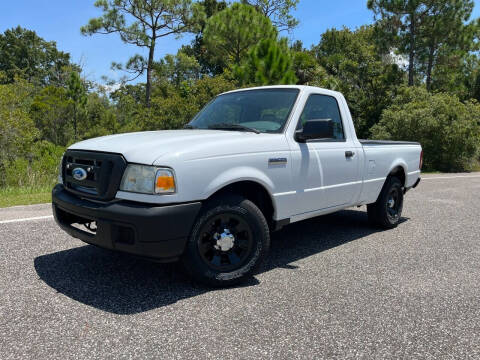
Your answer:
[297,94,345,140]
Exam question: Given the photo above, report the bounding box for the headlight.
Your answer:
[120,165,176,194]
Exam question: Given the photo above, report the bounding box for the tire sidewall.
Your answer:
[382,177,404,226]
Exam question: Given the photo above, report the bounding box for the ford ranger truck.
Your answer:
[52,85,422,286]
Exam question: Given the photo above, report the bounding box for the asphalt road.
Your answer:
[1,174,479,359]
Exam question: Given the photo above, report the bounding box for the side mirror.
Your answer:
[295,119,334,143]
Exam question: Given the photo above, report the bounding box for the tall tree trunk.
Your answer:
[146,40,155,107]
[73,104,77,141]
[235,40,241,66]
[408,14,416,86]
[426,41,435,91]
[473,73,480,101]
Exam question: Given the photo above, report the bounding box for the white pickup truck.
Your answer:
[52,85,422,286]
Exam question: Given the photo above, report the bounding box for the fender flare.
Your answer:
[203,166,277,214]
[387,160,408,186]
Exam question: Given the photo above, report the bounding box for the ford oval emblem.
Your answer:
[72,167,87,181]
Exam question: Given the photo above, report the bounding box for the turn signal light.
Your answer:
[155,169,176,194]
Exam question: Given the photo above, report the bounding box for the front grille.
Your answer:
[62,150,127,201]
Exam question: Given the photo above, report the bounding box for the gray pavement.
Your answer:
[0,203,52,222]
[0,174,479,359]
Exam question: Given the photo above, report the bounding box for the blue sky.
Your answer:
[1,0,479,84]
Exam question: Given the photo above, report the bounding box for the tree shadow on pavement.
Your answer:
[34,209,408,315]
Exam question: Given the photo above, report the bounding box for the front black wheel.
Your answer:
[367,176,404,229]
[182,194,270,287]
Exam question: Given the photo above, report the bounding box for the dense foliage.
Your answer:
[371,86,480,171]
[0,26,77,86]
[0,0,479,192]
[234,38,297,86]
[203,3,277,66]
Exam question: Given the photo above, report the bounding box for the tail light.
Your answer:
[419,150,424,170]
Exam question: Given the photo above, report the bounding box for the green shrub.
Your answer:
[137,75,236,131]
[371,86,480,172]
[0,80,38,165]
[3,141,64,188]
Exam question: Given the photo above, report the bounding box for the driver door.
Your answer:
[289,94,360,215]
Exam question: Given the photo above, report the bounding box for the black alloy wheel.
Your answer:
[367,176,404,229]
[182,194,270,287]
[385,186,401,223]
[197,213,254,272]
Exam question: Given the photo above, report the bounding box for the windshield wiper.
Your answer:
[183,124,198,129]
[208,123,261,134]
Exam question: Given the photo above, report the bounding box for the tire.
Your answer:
[181,194,270,287]
[367,176,404,229]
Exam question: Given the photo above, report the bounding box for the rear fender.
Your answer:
[387,160,408,187]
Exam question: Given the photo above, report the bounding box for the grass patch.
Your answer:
[471,161,480,172]
[0,186,52,208]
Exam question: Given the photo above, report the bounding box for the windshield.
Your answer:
[188,88,300,133]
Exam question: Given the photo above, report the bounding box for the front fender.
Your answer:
[204,166,276,199]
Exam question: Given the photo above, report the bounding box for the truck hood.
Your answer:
[68,130,284,164]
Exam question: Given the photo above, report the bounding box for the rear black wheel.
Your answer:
[182,194,270,287]
[367,176,404,229]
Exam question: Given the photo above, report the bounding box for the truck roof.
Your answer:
[221,85,342,98]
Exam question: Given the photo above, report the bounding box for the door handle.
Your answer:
[269,158,287,165]
[345,151,355,158]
